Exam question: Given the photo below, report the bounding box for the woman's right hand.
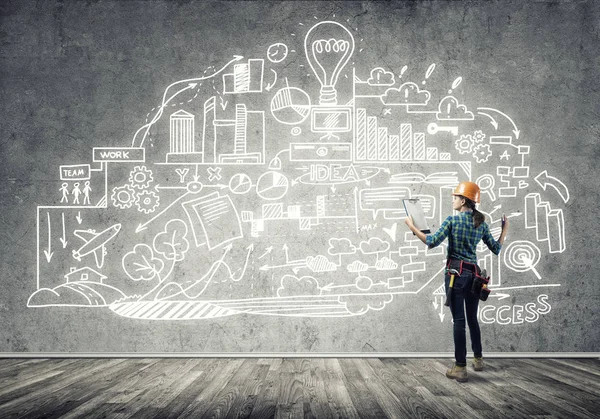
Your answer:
[502,214,509,231]
[498,214,509,245]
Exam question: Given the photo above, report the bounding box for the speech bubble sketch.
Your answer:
[359,186,411,219]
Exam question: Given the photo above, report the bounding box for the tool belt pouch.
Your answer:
[473,272,491,301]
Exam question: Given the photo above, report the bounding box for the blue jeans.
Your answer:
[445,269,482,366]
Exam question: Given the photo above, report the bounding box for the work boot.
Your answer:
[446,364,468,382]
[472,357,484,371]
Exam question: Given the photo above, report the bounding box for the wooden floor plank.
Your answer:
[110,359,205,419]
[41,360,156,419]
[359,358,440,418]
[498,359,600,419]
[175,358,245,419]
[321,358,361,419]
[248,359,282,419]
[0,358,133,418]
[0,358,598,419]
[337,358,388,419]
[159,359,226,419]
[297,359,334,419]
[519,358,600,394]
[198,358,264,419]
[548,358,600,377]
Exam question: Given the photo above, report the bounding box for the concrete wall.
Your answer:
[1,0,598,353]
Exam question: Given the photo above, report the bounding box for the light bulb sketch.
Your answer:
[304,21,355,105]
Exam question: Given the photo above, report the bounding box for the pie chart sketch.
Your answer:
[229,173,253,195]
[270,87,311,125]
[256,171,289,201]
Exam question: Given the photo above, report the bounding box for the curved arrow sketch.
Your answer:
[131,55,244,147]
[476,111,499,129]
[266,69,278,91]
[477,107,520,139]
[534,170,570,203]
[232,244,254,281]
[133,83,198,148]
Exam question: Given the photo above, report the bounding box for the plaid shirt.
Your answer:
[425,211,502,264]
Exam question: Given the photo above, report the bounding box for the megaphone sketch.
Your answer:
[72,224,121,269]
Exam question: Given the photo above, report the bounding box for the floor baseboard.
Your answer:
[1,352,599,358]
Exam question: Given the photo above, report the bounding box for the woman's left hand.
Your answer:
[404,216,414,229]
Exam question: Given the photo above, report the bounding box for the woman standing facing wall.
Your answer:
[405,181,509,382]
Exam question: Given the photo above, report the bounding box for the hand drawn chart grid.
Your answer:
[31,18,567,325]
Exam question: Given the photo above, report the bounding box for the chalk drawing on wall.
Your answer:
[31,17,568,323]
[72,224,121,269]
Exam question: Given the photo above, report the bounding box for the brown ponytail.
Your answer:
[464,198,485,228]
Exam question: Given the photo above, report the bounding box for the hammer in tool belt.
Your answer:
[444,268,460,308]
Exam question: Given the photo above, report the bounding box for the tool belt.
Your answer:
[445,258,491,301]
[446,258,479,275]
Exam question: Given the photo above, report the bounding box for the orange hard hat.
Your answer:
[453,181,480,203]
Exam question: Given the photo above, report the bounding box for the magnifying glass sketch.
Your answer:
[476,174,496,201]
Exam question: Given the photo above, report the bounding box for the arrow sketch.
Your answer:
[59,212,68,248]
[43,212,53,263]
[535,170,570,203]
[132,55,244,147]
[266,69,278,91]
[477,107,520,139]
[476,111,499,129]
[136,192,191,233]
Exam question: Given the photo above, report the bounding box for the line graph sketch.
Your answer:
[31,17,568,324]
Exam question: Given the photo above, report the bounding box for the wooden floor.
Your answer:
[0,358,598,418]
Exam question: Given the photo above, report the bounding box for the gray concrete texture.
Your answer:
[1,0,599,353]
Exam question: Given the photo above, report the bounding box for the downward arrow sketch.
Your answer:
[59,212,68,248]
[43,212,53,263]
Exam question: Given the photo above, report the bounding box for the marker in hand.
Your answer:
[501,214,506,229]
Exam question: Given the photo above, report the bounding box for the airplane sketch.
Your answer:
[32,18,568,323]
[72,224,121,269]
